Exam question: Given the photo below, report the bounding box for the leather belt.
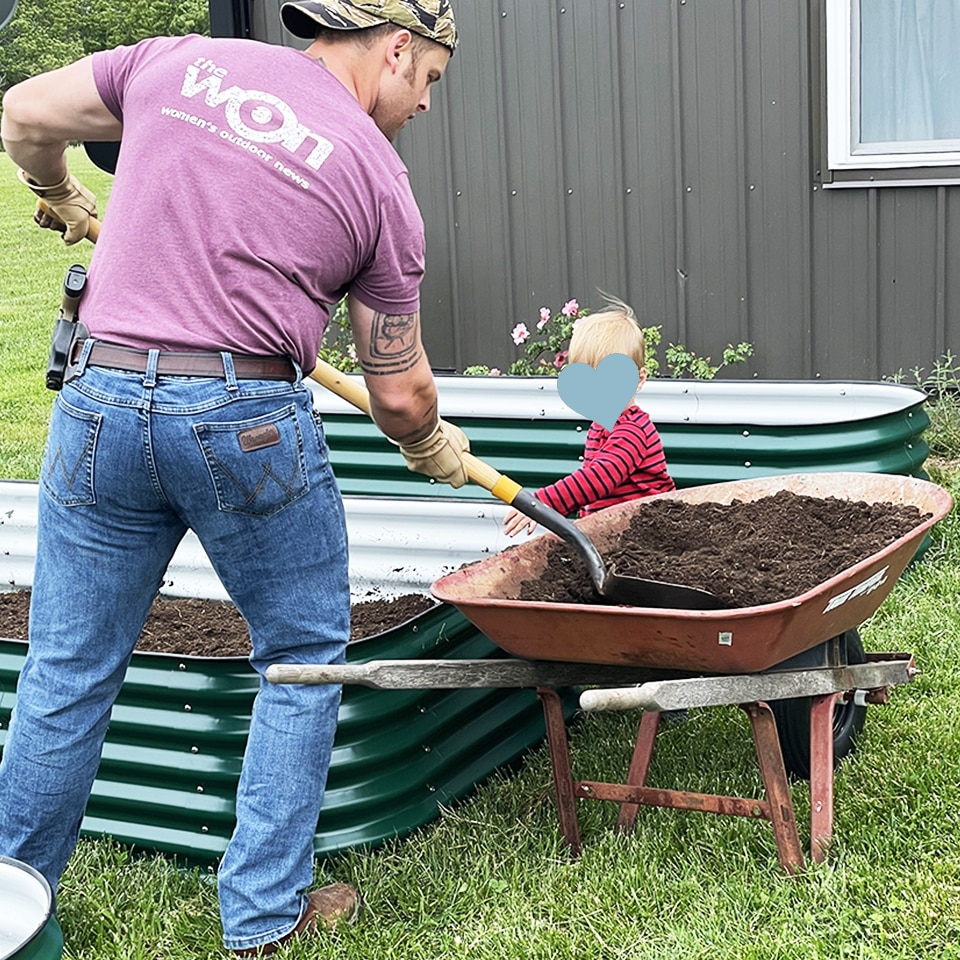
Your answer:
[69,342,298,382]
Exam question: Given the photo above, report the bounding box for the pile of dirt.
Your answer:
[0,591,437,657]
[518,490,929,608]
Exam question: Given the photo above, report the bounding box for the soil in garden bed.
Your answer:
[0,591,437,657]
[516,490,929,608]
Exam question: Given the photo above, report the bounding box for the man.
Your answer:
[0,0,467,954]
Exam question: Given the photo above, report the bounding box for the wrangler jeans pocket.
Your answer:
[194,405,309,517]
[41,397,102,506]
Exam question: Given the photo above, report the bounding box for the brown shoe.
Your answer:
[231,883,359,956]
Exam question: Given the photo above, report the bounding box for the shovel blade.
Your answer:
[602,568,726,610]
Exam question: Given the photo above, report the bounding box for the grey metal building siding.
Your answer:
[237,0,958,380]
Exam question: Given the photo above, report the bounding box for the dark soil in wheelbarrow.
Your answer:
[0,591,437,657]
[517,490,929,608]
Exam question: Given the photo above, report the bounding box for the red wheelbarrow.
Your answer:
[269,473,953,872]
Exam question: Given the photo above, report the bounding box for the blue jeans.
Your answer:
[0,345,350,952]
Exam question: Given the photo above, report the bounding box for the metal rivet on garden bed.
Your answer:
[191,746,199,753]
[184,704,192,711]
[179,663,186,671]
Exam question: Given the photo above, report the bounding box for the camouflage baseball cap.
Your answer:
[281,0,458,52]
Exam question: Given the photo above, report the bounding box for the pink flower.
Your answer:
[489,367,502,376]
[561,298,579,317]
[511,323,530,345]
[572,315,584,332]
[553,350,568,369]
[537,306,550,330]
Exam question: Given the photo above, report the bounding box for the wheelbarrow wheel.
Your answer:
[769,629,867,780]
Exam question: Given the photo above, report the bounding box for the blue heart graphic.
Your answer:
[557,353,640,430]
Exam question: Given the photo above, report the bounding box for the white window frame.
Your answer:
[825,0,960,181]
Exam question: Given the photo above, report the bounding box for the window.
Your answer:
[823,0,960,186]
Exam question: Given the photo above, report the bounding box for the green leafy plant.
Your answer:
[887,351,960,463]
[317,297,359,372]
[664,340,755,380]
[466,298,753,379]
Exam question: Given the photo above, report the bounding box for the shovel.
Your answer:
[312,359,723,610]
[34,205,723,609]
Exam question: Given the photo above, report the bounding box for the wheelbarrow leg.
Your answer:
[615,710,661,834]
[809,693,837,862]
[536,687,582,856]
[743,701,805,874]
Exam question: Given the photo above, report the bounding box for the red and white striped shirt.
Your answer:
[534,405,674,517]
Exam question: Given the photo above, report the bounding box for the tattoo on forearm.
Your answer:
[362,312,422,374]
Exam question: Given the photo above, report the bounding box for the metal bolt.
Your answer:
[179,663,187,671]
[184,704,192,712]
[196,785,204,793]
[191,745,199,754]
[201,825,209,833]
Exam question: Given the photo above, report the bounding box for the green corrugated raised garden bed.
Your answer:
[0,590,565,870]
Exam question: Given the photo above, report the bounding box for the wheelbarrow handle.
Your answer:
[310,358,522,505]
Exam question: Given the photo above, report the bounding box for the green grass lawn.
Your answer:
[3,151,960,958]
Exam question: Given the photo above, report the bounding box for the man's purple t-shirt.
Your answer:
[84,35,424,371]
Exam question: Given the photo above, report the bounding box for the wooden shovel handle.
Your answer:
[310,357,522,504]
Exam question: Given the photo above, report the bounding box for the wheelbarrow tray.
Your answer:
[431,473,952,673]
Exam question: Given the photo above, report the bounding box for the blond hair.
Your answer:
[567,293,645,370]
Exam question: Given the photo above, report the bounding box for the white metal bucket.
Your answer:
[0,857,63,960]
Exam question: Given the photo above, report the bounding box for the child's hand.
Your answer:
[503,507,538,538]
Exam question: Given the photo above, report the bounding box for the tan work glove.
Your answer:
[17,168,97,245]
[397,420,470,488]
